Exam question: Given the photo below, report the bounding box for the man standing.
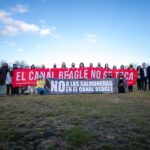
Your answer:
[141,63,148,91]
[147,65,150,91]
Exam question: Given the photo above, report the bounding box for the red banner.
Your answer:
[12,68,137,87]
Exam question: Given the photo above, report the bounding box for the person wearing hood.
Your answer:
[0,63,8,96]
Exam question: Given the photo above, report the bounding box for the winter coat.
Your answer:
[0,67,8,85]
[5,72,12,85]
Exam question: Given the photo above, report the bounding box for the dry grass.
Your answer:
[0,91,150,149]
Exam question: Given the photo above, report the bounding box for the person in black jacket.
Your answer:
[147,65,150,91]
[118,73,128,93]
[0,63,8,96]
[137,66,142,90]
[12,64,19,95]
[141,63,148,91]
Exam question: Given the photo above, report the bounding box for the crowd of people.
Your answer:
[0,62,150,96]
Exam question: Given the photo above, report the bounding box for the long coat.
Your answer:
[0,67,8,85]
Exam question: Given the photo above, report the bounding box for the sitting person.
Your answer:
[23,86,31,95]
[36,75,46,95]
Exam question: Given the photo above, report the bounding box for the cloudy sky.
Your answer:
[0,0,150,68]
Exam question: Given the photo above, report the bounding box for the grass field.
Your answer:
[0,92,150,150]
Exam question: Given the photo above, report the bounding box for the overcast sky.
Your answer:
[0,0,150,68]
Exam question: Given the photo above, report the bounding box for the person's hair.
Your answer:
[53,63,57,68]
[142,62,146,68]
[137,66,141,70]
[89,63,93,67]
[25,66,29,69]
[71,63,75,68]
[31,64,35,69]
[13,64,17,69]
[120,65,124,69]
[97,62,101,68]
[38,74,44,80]
[79,62,84,68]
[129,64,133,68]
[105,63,109,69]
[113,65,117,69]
[61,62,66,68]
[42,64,45,68]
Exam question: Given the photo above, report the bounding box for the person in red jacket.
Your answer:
[128,64,134,92]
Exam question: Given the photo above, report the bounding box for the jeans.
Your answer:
[0,85,5,96]
[36,88,45,95]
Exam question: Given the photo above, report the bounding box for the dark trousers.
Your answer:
[128,85,133,92]
[6,84,12,95]
[141,77,147,91]
[148,78,150,91]
[12,87,19,95]
[137,79,142,90]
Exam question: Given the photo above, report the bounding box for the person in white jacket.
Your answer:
[5,67,12,95]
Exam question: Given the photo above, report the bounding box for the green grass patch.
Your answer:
[64,126,91,146]
[0,92,150,149]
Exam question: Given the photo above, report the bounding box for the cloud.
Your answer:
[11,4,29,14]
[0,10,39,35]
[39,28,51,36]
[17,48,24,52]
[86,33,97,44]
[0,7,60,37]
[39,27,61,38]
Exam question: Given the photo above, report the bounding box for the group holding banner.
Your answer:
[11,67,136,94]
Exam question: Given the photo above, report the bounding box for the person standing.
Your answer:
[71,63,75,68]
[79,62,84,68]
[147,65,150,91]
[104,63,110,69]
[0,63,8,96]
[141,63,148,91]
[128,64,134,92]
[136,66,142,90]
[30,64,36,94]
[12,64,19,95]
[97,62,103,68]
[5,67,13,95]
[61,62,66,68]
